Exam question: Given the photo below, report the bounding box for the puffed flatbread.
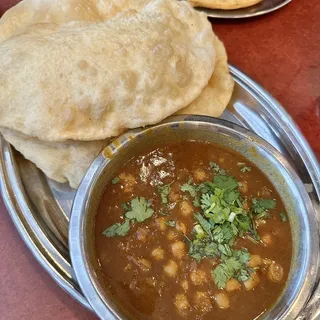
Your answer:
[1,128,109,188]
[0,0,151,42]
[0,0,215,142]
[188,0,262,10]
[179,35,234,117]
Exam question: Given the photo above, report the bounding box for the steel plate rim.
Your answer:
[197,0,292,19]
[229,64,320,198]
[0,138,92,311]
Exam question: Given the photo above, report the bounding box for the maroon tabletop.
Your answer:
[0,0,319,319]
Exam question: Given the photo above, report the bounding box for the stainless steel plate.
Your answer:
[1,64,319,319]
[196,0,291,19]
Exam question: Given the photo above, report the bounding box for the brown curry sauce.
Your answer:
[94,141,292,320]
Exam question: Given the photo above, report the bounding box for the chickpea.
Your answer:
[151,247,165,260]
[261,234,273,246]
[169,190,180,202]
[248,255,262,268]
[190,269,207,286]
[176,221,187,234]
[164,260,178,277]
[194,169,207,182]
[167,229,179,241]
[180,279,189,291]
[218,157,225,164]
[268,263,284,282]
[136,227,149,241]
[226,278,241,292]
[239,181,248,193]
[194,292,212,314]
[155,217,167,231]
[174,293,189,316]
[171,241,186,259]
[215,292,230,309]
[179,200,193,216]
[243,272,260,291]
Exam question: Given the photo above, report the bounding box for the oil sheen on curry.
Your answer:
[94,141,292,320]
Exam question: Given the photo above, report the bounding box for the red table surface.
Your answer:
[0,0,319,319]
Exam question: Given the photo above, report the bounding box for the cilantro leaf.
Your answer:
[252,198,276,214]
[237,163,252,173]
[210,162,226,175]
[233,248,250,265]
[280,212,287,222]
[236,269,252,282]
[224,189,240,204]
[166,220,176,227]
[159,210,169,216]
[212,223,235,244]
[157,183,171,204]
[125,197,154,222]
[112,177,120,184]
[212,249,252,288]
[189,239,218,261]
[193,197,200,207]
[121,202,130,211]
[212,175,238,190]
[218,243,233,257]
[212,257,242,288]
[197,182,211,194]
[102,219,130,237]
[194,213,212,238]
[180,183,197,197]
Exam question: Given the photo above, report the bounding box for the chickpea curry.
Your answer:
[94,141,292,320]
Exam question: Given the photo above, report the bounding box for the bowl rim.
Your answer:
[69,115,319,320]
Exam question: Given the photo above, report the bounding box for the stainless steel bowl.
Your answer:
[69,115,319,320]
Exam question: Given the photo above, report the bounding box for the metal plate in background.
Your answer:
[0,65,319,319]
[196,0,291,19]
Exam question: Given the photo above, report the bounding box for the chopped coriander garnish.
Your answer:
[125,197,154,222]
[240,166,251,173]
[112,176,120,184]
[193,197,200,207]
[102,218,130,237]
[103,197,154,237]
[157,183,172,204]
[211,175,239,190]
[252,198,276,214]
[210,161,226,175]
[166,220,176,227]
[212,249,252,288]
[194,213,213,239]
[280,212,287,222]
[212,257,241,288]
[121,202,129,211]
[180,182,197,197]
[185,172,260,289]
[238,162,252,173]
[159,210,169,216]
